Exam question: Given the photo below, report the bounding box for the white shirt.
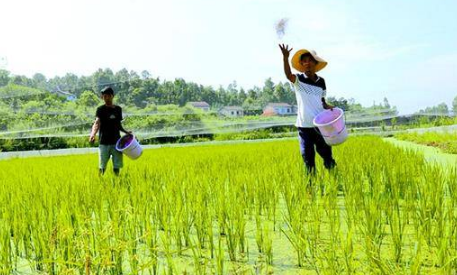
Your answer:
[293,74,327,128]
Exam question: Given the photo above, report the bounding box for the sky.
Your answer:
[0,0,456,114]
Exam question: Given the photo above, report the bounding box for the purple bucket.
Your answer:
[115,134,143,160]
[313,107,348,146]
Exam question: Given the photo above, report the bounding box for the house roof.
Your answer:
[54,85,76,97]
[220,106,243,111]
[188,101,210,108]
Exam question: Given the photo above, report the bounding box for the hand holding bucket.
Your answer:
[313,107,348,146]
[115,134,143,160]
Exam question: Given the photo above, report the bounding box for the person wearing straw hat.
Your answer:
[89,86,132,176]
[279,44,336,173]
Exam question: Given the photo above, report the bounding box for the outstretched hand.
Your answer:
[279,44,293,58]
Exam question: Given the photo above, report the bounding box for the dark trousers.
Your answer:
[298,127,336,173]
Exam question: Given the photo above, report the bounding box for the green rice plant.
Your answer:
[407,236,423,275]
[321,172,343,274]
[384,170,407,263]
[188,236,206,274]
[281,177,309,268]
[0,136,456,273]
[160,229,175,274]
[254,214,273,266]
[145,217,160,275]
[0,221,13,274]
[225,215,239,262]
[305,185,325,274]
[262,221,273,266]
[215,237,224,274]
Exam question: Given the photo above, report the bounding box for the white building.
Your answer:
[263,103,294,116]
[219,106,244,117]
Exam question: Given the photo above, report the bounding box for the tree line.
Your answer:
[0,68,372,112]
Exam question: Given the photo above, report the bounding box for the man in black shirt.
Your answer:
[89,86,131,175]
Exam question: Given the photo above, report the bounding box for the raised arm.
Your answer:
[279,44,296,83]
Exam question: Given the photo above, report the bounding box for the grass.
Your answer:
[0,136,456,274]
[395,131,457,154]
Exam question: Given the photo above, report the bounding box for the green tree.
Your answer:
[141,70,151,80]
[383,97,391,109]
[0,70,10,87]
[61,73,79,94]
[238,88,247,105]
[130,87,147,108]
[9,75,32,87]
[32,73,47,90]
[436,103,449,113]
[259,78,275,106]
[200,85,217,105]
[327,97,349,111]
[419,102,449,114]
[77,90,100,108]
[453,95,457,114]
[142,77,160,100]
[247,87,260,100]
[273,83,295,103]
[93,68,114,88]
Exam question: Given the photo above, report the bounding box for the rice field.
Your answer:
[1,136,457,274]
[396,131,457,154]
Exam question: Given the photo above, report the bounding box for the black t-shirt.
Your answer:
[96,105,123,145]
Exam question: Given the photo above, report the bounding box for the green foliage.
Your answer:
[77,90,99,108]
[0,83,44,100]
[0,70,10,87]
[418,102,450,114]
[1,68,444,152]
[396,131,457,154]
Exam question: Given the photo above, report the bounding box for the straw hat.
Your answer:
[291,49,327,72]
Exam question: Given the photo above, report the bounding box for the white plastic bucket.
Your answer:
[115,134,143,160]
[313,107,348,146]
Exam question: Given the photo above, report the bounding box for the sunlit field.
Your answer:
[396,131,457,154]
[1,136,456,274]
